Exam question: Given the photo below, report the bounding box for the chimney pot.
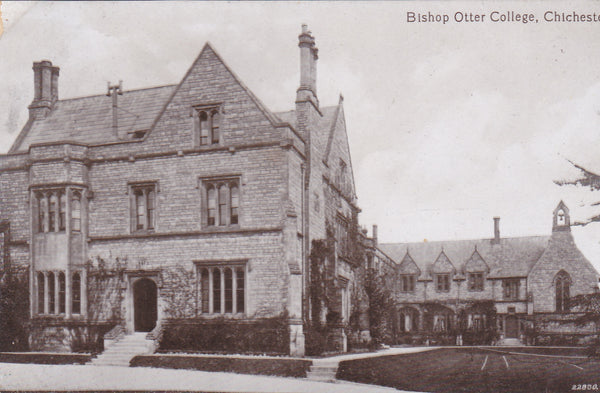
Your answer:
[29,60,60,120]
[372,224,378,246]
[296,24,318,107]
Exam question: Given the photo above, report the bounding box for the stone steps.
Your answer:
[88,333,155,367]
[498,338,522,346]
[306,362,338,382]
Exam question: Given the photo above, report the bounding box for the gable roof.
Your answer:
[398,252,421,275]
[10,43,299,153]
[380,236,549,280]
[431,250,456,274]
[275,105,339,148]
[10,85,177,152]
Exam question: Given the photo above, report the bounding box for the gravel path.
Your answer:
[0,362,408,392]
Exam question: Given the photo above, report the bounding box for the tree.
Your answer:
[554,160,600,225]
[363,267,394,345]
[569,292,600,357]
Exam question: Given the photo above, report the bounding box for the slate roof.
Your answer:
[275,105,339,149]
[13,90,340,154]
[379,236,550,280]
[12,85,177,152]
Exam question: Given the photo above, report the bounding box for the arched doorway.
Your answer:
[133,278,157,332]
[505,315,518,338]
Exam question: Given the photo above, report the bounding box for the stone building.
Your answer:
[0,25,367,355]
[380,202,600,345]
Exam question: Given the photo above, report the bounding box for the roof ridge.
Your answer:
[55,84,177,103]
[380,235,551,246]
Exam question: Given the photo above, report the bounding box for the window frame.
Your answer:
[555,271,571,313]
[196,261,247,316]
[129,182,158,233]
[193,105,222,147]
[200,176,241,228]
[467,272,485,292]
[503,279,520,300]
[435,274,451,292]
[400,274,416,293]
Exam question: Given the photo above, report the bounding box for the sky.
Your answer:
[2,1,600,268]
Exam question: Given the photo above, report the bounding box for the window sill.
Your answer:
[202,225,241,232]
[197,313,246,319]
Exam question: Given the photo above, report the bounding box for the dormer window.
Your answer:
[193,106,221,147]
[436,274,450,292]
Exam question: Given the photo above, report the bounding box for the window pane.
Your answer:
[59,192,66,231]
[219,185,228,226]
[147,190,155,229]
[136,192,145,230]
[72,193,81,232]
[72,273,81,314]
[211,111,220,144]
[37,272,44,314]
[49,194,57,231]
[213,268,221,313]
[236,269,245,313]
[48,272,55,313]
[225,268,233,313]
[207,187,216,226]
[230,185,239,225]
[58,272,65,314]
[201,269,209,313]
[39,195,47,233]
[200,111,209,145]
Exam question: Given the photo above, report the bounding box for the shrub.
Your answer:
[160,314,289,355]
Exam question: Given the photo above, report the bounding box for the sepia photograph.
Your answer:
[1,1,600,392]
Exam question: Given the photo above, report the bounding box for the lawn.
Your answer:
[337,347,600,393]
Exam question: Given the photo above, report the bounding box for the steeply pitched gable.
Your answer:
[321,97,356,198]
[464,249,489,273]
[399,251,421,275]
[144,43,285,149]
[431,250,455,274]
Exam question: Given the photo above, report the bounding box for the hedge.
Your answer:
[159,315,289,355]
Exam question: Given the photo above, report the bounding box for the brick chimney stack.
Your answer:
[492,217,500,244]
[372,224,378,246]
[296,24,319,108]
[29,60,60,120]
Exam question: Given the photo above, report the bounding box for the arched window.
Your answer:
[147,189,155,230]
[236,268,245,313]
[207,186,216,226]
[224,268,233,313]
[557,209,566,225]
[131,184,156,231]
[399,308,419,332]
[37,272,45,314]
[71,192,81,232]
[200,268,209,313]
[48,271,55,313]
[38,194,48,233]
[199,111,209,145]
[230,184,239,225]
[58,272,66,314]
[218,185,228,226]
[59,192,67,231]
[213,268,221,313]
[211,110,220,144]
[135,189,146,230]
[555,270,571,312]
[49,193,58,231]
[72,272,81,314]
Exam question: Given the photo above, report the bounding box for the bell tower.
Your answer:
[553,201,570,232]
